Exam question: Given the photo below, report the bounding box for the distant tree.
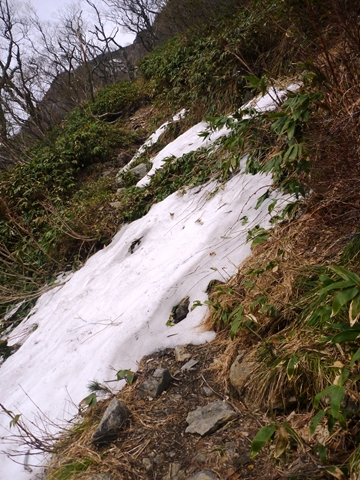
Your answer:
[101,0,167,51]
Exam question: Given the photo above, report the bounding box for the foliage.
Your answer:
[48,458,92,480]
[90,80,144,118]
[116,369,136,385]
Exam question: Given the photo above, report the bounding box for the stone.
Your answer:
[116,152,132,168]
[92,475,115,480]
[174,346,192,362]
[171,297,190,323]
[91,398,130,446]
[201,386,213,397]
[169,462,181,477]
[116,162,149,186]
[229,352,255,395]
[138,368,171,398]
[185,401,238,436]
[109,202,122,209]
[187,471,216,480]
[142,458,153,472]
[130,162,148,179]
[181,359,199,371]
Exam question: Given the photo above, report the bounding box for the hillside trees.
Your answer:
[101,0,166,50]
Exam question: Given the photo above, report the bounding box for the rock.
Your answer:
[101,170,112,177]
[138,368,171,398]
[185,401,237,436]
[229,352,255,395]
[130,162,148,179]
[187,471,217,480]
[116,152,132,168]
[171,297,190,323]
[91,398,130,446]
[116,162,149,186]
[154,453,165,465]
[92,475,115,480]
[174,346,192,362]
[142,457,153,472]
[201,386,213,397]
[181,359,199,371]
[168,462,181,477]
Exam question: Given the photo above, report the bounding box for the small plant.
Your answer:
[116,369,136,385]
[250,422,302,459]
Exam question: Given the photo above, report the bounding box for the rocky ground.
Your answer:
[48,333,333,480]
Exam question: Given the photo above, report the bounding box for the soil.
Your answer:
[58,335,334,480]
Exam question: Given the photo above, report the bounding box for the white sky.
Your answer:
[28,0,136,46]
[0,87,296,479]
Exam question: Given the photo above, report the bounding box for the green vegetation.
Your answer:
[2,0,360,475]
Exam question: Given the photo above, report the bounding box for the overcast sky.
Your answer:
[28,0,135,45]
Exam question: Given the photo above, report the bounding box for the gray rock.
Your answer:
[181,359,199,371]
[130,162,148,179]
[185,401,237,436]
[169,462,181,477]
[142,457,152,472]
[116,162,149,186]
[172,297,190,323]
[92,475,115,480]
[174,345,192,362]
[138,368,171,398]
[116,152,132,168]
[154,453,165,465]
[187,471,216,480]
[201,386,213,397]
[229,352,255,395]
[91,398,130,446]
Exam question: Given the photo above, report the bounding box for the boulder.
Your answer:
[138,368,171,398]
[229,352,256,395]
[187,471,217,480]
[91,398,130,446]
[185,401,237,436]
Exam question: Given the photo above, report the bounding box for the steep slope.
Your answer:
[0,91,292,479]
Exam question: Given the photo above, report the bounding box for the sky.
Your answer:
[0,86,296,479]
[28,0,136,45]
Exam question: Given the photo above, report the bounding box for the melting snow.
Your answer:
[0,87,296,479]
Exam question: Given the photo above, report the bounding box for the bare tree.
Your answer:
[101,0,167,51]
[0,0,45,162]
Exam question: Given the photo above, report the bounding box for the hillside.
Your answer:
[1,0,360,479]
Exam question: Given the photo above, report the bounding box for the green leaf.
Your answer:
[350,347,360,367]
[80,392,97,408]
[331,287,359,317]
[250,424,276,458]
[314,385,336,409]
[330,385,345,419]
[331,328,360,343]
[318,280,355,295]
[116,369,136,384]
[325,465,346,480]
[327,416,336,432]
[255,190,270,210]
[268,199,278,214]
[251,233,270,247]
[330,266,360,285]
[337,367,350,387]
[287,355,299,380]
[317,444,327,464]
[9,414,21,428]
[350,293,360,325]
[309,410,326,436]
